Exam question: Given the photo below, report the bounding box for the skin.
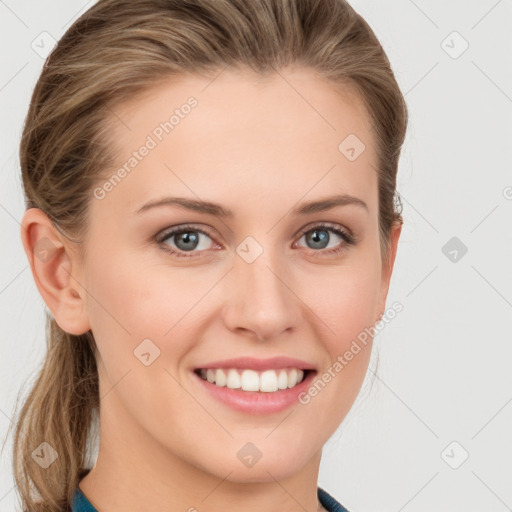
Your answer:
[21,67,401,512]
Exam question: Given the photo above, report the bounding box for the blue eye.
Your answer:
[155,222,355,258]
[156,224,216,258]
[295,223,355,255]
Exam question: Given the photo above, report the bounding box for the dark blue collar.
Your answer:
[72,482,350,512]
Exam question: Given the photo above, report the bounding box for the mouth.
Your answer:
[191,366,318,414]
[193,367,316,393]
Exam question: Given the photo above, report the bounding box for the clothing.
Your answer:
[72,469,350,512]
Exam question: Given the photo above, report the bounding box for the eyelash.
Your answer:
[155,222,356,259]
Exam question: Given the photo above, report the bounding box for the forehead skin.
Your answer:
[89,67,378,249]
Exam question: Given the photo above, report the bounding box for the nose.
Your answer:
[222,250,302,341]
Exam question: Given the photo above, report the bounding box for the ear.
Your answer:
[376,220,402,319]
[20,208,91,336]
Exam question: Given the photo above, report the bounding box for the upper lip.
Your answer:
[194,356,316,371]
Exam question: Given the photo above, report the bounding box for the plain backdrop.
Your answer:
[1,1,511,511]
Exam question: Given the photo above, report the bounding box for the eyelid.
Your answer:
[155,223,215,242]
[295,221,354,242]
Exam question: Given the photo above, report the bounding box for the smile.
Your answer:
[195,367,311,392]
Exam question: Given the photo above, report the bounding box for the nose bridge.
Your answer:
[225,236,300,339]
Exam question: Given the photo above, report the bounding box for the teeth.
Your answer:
[198,368,306,392]
[277,369,289,390]
[226,369,241,389]
[215,369,227,387]
[241,369,259,391]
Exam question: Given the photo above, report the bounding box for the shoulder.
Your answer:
[318,486,352,512]
[71,486,98,512]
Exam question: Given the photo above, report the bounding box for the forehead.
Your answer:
[93,67,378,220]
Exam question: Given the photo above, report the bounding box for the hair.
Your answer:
[5,0,408,510]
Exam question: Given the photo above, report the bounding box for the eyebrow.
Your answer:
[136,193,368,217]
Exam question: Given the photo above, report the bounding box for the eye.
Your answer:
[294,222,355,256]
[155,224,218,258]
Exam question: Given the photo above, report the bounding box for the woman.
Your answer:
[11,0,408,510]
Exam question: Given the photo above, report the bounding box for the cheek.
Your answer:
[299,254,382,348]
[83,249,218,375]
[82,252,205,425]
[84,246,191,332]
[294,254,381,415]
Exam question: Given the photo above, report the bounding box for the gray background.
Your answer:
[1,1,511,511]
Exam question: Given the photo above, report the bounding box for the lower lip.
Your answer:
[192,370,316,415]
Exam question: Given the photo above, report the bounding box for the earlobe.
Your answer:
[20,208,91,336]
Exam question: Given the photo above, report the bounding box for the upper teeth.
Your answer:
[198,368,306,392]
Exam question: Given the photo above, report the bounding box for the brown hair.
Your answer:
[6,1,408,510]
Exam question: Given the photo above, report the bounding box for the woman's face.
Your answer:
[68,68,400,483]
